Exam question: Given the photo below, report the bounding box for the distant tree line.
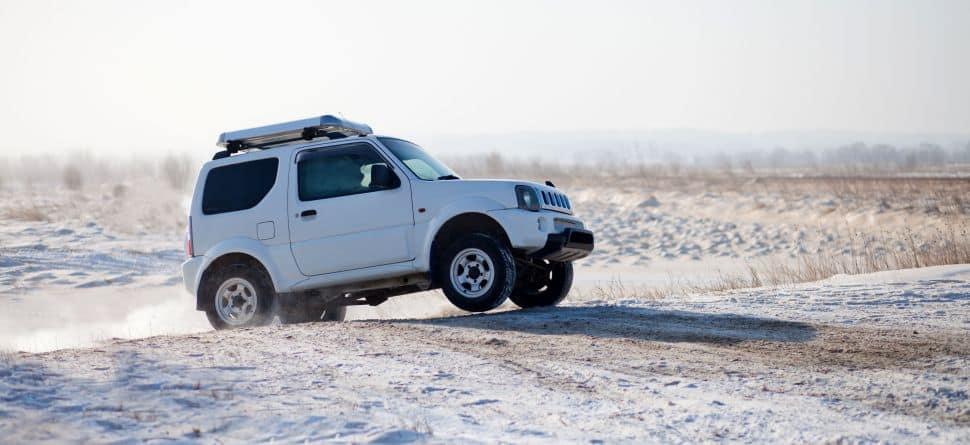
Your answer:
[709,142,970,173]
[447,140,970,180]
[0,152,200,191]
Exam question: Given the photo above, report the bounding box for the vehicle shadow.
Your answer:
[402,305,817,345]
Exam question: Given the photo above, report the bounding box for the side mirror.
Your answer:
[369,164,399,189]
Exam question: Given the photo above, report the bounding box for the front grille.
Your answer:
[540,189,572,213]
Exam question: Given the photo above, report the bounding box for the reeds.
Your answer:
[579,217,969,301]
[643,220,970,298]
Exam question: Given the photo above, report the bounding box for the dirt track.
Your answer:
[372,306,970,425]
[13,305,966,440]
[4,269,970,443]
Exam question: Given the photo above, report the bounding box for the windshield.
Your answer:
[378,137,458,181]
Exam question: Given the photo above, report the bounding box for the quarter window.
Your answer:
[297,143,399,201]
[202,158,279,215]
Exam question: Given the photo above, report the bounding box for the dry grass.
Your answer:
[3,205,49,222]
[160,154,194,190]
[448,153,970,217]
[764,219,969,283]
[579,268,768,301]
[582,276,664,301]
[610,220,970,299]
[0,350,15,365]
[0,152,202,191]
[62,165,83,190]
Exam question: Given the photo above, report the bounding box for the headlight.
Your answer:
[515,185,540,211]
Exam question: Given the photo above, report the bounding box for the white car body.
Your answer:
[182,116,594,316]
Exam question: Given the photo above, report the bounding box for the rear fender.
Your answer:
[191,237,285,297]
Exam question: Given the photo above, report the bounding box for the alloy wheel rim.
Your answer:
[215,277,258,325]
[449,248,495,298]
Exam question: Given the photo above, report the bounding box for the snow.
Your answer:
[571,187,958,267]
[647,264,970,331]
[0,220,181,295]
[1,265,968,443]
[1,182,968,442]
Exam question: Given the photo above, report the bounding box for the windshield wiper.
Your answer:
[437,174,461,180]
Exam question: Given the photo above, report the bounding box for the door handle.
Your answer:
[300,209,317,218]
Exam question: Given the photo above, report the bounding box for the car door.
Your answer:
[288,141,414,276]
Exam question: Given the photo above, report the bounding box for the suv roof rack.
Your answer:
[216,115,373,155]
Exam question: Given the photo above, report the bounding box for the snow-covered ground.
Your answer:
[1,265,968,443]
[572,186,965,268]
[2,180,963,351]
[1,179,968,443]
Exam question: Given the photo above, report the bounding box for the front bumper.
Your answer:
[486,208,593,261]
[533,228,595,262]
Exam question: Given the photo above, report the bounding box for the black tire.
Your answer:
[510,260,573,308]
[436,233,516,312]
[202,263,276,330]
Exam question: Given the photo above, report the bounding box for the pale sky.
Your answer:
[0,0,968,156]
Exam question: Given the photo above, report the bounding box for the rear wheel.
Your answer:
[436,233,516,312]
[203,264,275,330]
[510,260,573,308]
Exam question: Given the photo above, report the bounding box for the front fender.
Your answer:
[413,197,508,271]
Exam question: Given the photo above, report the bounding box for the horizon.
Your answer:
[1,126,968,163]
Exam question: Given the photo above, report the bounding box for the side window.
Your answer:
[202,158,279,215]
[297,143,399,202]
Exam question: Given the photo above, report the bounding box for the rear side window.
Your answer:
[202,158,279,215]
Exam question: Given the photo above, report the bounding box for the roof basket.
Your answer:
[216,115,373,154]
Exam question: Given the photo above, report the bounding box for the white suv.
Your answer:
[182,115,594,329]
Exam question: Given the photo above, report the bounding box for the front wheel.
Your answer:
[436,233,516,312]
[510,260,573,308]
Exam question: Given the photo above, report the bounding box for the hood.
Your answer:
[416,178,573,214]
